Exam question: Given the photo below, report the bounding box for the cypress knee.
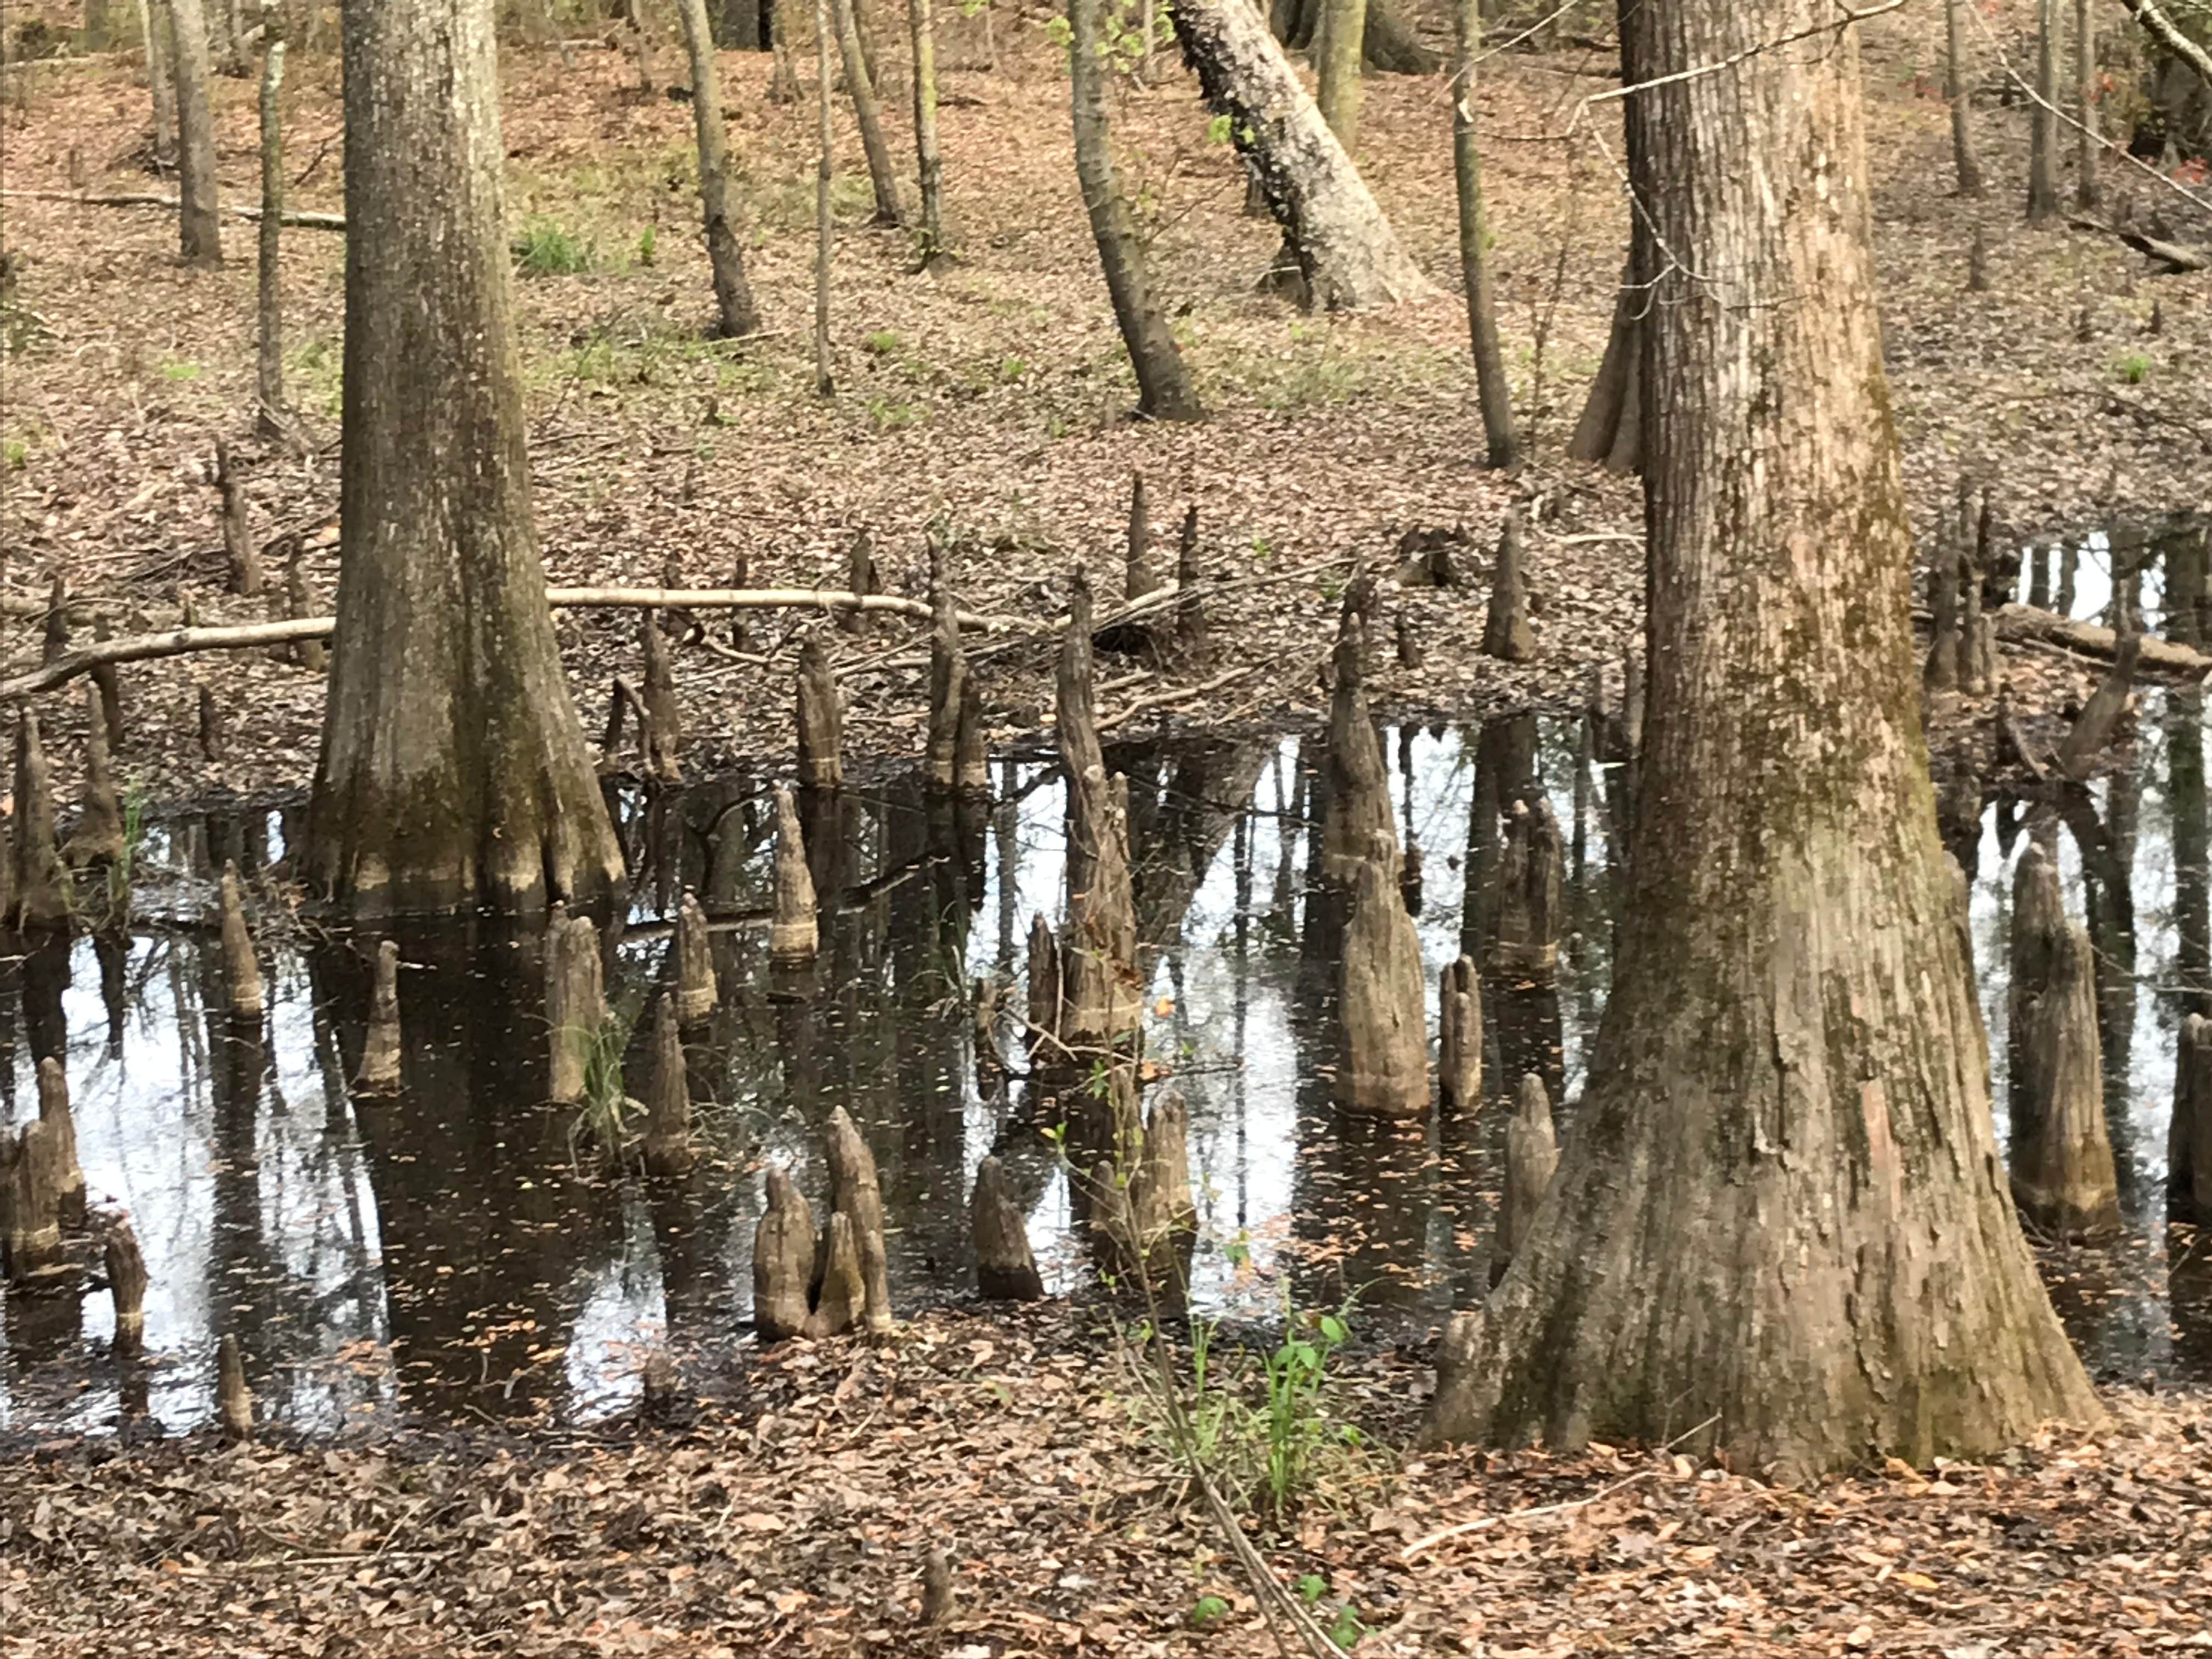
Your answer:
[545,910,606,1105]
[287,554,326,674]
[1491,1073,1558,1286]
[2007,842,2067,1114]
[13,712,68,931]
[1,1121,66,1283]
[216,439,262,597]
[66,683,127,870]
[1925,532,1961,692]
[971,1154,1043,1300]
[1321,612,1397,888]
[1173,506,1208,669]
[36,1057,84,1229]
[1125,472,1159,602]
[1438,955,1483,1111]
[1481,509,1535,662]
[836,534,878,636]
[2011,919,2121,1239]
[42,573,70,665]
[199,686,225,762]
[219,861,264,1019]
[218,1332,254,1440]
[640,611,683,783]
[795,635,844,789]
[1486,798,1563,978]
[926,543,967,791]
[753,1165,816,1341]
[1026,913,1062,1049]
[674,889,718,1024]
[770,785,820,964]
[92,616,125,754]
[354,938,403,1092]
[1338,847,1430,1120]
[641,993,695,1177]
[1130,1088,1197,1275]
[955,674,990,795]
[825,1105,893,1335]
[806,1210,868,1338]
[106,1218,149,1341]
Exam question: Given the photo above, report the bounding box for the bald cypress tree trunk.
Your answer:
[310,0,623,916]
[1425,0,2097,1477]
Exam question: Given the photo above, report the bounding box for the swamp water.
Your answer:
[0,710,2207,1440]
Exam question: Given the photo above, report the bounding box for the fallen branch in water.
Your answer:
[1990,603,2212,679]
[2,188,348,230]
[0,588,1008,701]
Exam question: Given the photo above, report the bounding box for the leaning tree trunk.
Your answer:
[309,0,624,916]
[1177,0,1436,311]
[1944,0,1984,196]
[1424,0,2098,1477]
[832,0,907,227]
[674,0,763,336]
[1452,0,1517,469]
[168,0,222,264]
[1566,262,1641,473]
[1070,0,1203,420]
[2029,0,2059,222]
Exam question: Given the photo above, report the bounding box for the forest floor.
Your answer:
[0,2,2207,810]
[0,1302,2208,1656]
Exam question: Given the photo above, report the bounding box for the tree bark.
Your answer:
[1070,0,1204,419]
[1945,0,1984,196]
[2074,0,2100,210]
[813,0,834,394]
[1315,0,1367,148]
[311,0,623,917]
[1425,0,2098,1476]
[1566,262,1642,472]
[2030,0,2060,223]
[832,0,906,227]
[141,0,179,168]
[673,0,763,336]
[1176,0,1436,311]
[1452,0,1517,469]
[910,0,947,261]
[256,5,285,433]
[168,0,222,264]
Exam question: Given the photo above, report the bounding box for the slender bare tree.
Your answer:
[1944,0,1984,196]
[673,0,763,335]
[255,1,286,435]
[2075,0,2101,210]
[2029,0,2061,222]
[168,0,222,264]
[1452,0,1517,467]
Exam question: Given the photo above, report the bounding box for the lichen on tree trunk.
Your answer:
[309,0,622,917]
[1424,0,2098,1477]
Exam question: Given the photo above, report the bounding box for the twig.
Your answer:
[1,189,347,229]
[1398,1466,1663,1562]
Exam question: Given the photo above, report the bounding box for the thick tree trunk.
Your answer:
[1425,0,2097,1476]
[168,0,222,264]
[2074,0,2100,210]
[674,0,763,336]
[832,0,906,227]
[310,0,623,916]
[1315,0,1367,147]
[1361,0,1436,72]
[1070,0,1203,419]
[256,7,284,433]
[2030,0,2060,222]
[1945,0,1984,196]
[1177,0,1435,311]
[1452,0,1517,469]
[910,0,947,261]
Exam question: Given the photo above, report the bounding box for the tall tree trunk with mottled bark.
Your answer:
[168,0,222,264]
[1176,0,1435,310]
[910,0,947,261]
[1315,0,1367,147]
[1070,0,1203,420]
[2075,0,2100,209]
[674,0,763,336]
[813,0,834,393]
[1425,0,2098,1477]
[310,0,623,916]
[255,3,284,434]
[1453,0,1516,467]
[140,0,179,167]
[1945,0,1984,195]
[2030,0,2060,221]
[832,0,906,226]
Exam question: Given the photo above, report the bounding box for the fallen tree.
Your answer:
[1991,602,2212,677]
[2,189,348,230]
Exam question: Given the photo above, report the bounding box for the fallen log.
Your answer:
[2067,213,2210,274]
[2,188,349,230]
[0,586,1009,702]
[1990,603,2212,679]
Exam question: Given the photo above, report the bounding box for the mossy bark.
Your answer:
[1425,0,2098,1476]
[309,0,622,917]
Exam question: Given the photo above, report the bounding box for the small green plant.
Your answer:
[863,328,903,356]
[2,438,26,469]
[996,355,1029,382]
[1257,1306,1356,1520]
[1189,1593,1231,1629]
[102,786,149,923]
[864,395,923,431]
[635,223,658,266]
[2114,350,2150,385]
[568,1009,637,1163]
[514,218,593,277]
[159,357,201,382]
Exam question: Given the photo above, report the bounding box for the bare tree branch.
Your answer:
[2119,0,2212,91]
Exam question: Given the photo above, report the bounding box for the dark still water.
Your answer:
[0,712,2205,1438]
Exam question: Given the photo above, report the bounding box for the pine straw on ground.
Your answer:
[0,1301,2205,1657]
[0,3,2205,809]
